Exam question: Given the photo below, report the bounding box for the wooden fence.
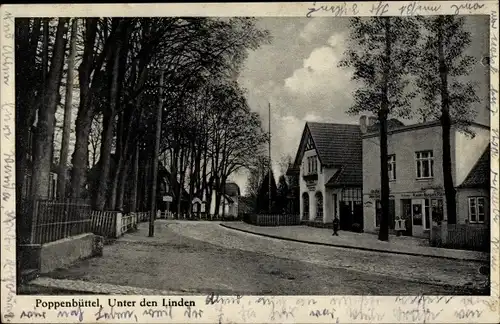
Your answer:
[29,199,92,245]
[137,211,151,222]
[430,223,490,251]
[90,211,118,238]
[244,213,301,226]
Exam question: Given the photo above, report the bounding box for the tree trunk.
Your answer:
[176,146,187,217]
[30,18,68,200]
[70,18,98,198]
[378,17,391,242]
[188,142,196,216]
[108,110,124,209]
[438,17,457,224]
[58,18,78,199]
[15,18,41,202]
[129,144,140,212]
[144,152,151,211]
[94,20,125,211]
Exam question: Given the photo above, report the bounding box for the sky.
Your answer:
[231,16,491,195]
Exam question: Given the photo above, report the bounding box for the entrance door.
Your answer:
[353,202,363,231]
[332,194,338,218]
[401,199,412,236]
[339,202,352,230]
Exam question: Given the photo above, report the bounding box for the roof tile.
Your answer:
[304,122,363,187]
[459,145,490,188]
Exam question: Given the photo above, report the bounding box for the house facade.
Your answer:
[289,122,363,230]
[362,118,490,238]
[456,144,490,229]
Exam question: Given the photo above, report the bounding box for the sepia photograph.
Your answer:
[11,12,493,300]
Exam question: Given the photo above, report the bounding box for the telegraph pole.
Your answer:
[149,70,164,237]
[268,102,272,213]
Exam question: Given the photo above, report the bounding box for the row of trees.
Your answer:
[15,17,271,217]
[340,16,480,241]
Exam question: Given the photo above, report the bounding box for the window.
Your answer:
[302,193,310,219]
[307,156,318,175]
[468,197,486,223]
[388,155,396,181]
[415,151,434,179]
[315,192,323,220]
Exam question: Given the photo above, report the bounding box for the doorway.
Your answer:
[401,199,412,236]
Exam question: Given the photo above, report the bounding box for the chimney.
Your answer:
[367,116,377,128]
[359,115,367,133]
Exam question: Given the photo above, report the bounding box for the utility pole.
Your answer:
[149,70,164,237]
[268,102,272,213]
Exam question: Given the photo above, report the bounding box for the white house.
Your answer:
[288,122,363,231]
[209,182,240,218]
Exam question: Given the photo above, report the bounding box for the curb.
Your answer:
[220,224,488,263]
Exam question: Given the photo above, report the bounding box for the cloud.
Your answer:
[284,33,353,98]
[299,18,330,42]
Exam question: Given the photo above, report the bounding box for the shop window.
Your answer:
[412,203,423,226]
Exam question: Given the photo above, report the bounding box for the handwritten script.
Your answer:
[306,2,358,18]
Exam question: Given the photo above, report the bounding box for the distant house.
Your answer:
[288,121,363,230]
[209,182,240,217]
[88,157,189,213]
[156,163,189,214]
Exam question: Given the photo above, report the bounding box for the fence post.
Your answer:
[115,212,123,238]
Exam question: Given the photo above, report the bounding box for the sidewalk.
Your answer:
[221,222,489,262]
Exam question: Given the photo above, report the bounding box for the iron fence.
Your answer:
[29,199,92,245]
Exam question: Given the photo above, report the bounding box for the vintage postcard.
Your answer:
[1,1,499,323]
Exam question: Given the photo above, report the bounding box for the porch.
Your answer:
[300,187,363,232]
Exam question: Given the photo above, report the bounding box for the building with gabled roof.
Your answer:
[456,144,490,227]
[288,121,363,230]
